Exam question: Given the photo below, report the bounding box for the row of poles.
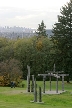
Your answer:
[27,65,69,102]
[27,65,43,103]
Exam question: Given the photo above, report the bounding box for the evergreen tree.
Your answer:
[36,20,48,38]
[51,0,72,81]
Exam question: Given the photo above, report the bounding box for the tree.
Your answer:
[51,0,72,82]
[0,37,15,61]
[13,36,53,79]
[35,20,48,51]
[0,59,23,86]
[36,20,48,38]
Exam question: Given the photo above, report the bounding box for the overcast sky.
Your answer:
[0,0,70,29]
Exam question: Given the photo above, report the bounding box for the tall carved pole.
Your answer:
[50,72,51,91]
[31,75,34,92]
[43,76,46,93]
[39,87,42,102]
[56,73,58,93]
[27,65,30,92]
[34,78,37,102]
[53,64,55,72]
[62,75,64,91]
[59,74,69,91]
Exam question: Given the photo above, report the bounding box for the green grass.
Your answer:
[0,81,72,108]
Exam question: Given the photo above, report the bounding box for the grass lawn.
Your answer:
[0,81,72,108]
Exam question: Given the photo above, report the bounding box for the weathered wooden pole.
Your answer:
[39,87,42,102]
[27,65,30,92]
[31,75,34,92]
[56,75,58,93]
[59,74,69,91]
[34,78,37,102]
[43,76,46,93]
[50,73,51,91]
[62,75,64,91]
[53,64,55,72]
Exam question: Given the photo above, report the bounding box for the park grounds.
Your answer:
[0,80,72,108]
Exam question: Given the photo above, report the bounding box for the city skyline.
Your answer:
[0,0,70,29]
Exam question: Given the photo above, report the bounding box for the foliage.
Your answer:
[0,58,23,86]
[0,35,63,80]
[36,20,48,38]
[13,36,54,79]
[51,0,72,80]
[0,37,15,61]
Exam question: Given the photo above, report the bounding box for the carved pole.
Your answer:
[53,64,55,72]
[43,76,46,93]
[31,75,34,92]
[56,73,60,93]
[39,87,42,102]
[62,76,64,91]
[27,65,30,92]
[56,76,58,93]
[50,73,51,91]
[34,78,37,102]
[58,74,69,91]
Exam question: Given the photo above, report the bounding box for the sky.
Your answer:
[0,0,70,29]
